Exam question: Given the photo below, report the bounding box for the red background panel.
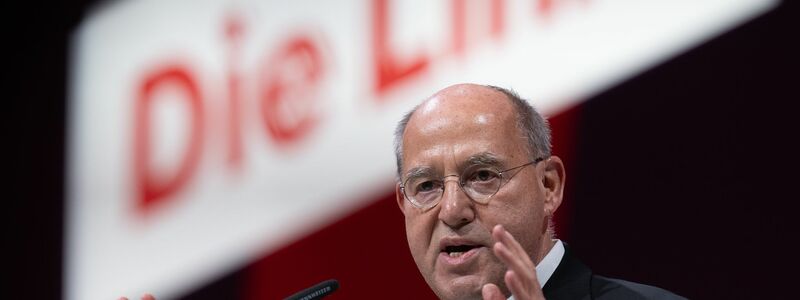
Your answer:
[243,193,436,299]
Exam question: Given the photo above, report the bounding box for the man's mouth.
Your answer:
[443,245,481,257]
[438,237,486,266]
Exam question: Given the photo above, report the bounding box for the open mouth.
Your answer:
[443,245,480,257]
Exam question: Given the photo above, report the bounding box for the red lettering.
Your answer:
[225,15,245,170]
[451,0,505,55]
[538,0,553,17]
[134,65,204,214]
[372,0,429,95]
[491,0,504,36]
[452,0,466,55]
[260,36,324,146]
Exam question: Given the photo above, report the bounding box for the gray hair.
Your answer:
[394,85,552,180]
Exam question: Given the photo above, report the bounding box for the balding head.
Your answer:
[394,84,551,179]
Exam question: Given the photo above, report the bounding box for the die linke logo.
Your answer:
[132,0,569,215]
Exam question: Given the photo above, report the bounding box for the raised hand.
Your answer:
[482,225,546,300]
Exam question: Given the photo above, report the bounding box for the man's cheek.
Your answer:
[406,225,428,262]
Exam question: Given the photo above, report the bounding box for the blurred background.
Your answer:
[10,0,798,299]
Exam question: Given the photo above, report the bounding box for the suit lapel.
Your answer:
[542,244,594,300]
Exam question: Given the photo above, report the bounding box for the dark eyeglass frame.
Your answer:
[400,157,545,210]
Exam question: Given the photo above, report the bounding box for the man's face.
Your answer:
[396,85,553,300]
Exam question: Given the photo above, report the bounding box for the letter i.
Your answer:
[225,13,244,170]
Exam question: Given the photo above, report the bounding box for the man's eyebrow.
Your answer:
[403,153,501,180]
[404,166,436,181]
[463,152,503,168]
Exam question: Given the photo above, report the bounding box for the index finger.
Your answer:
[492,225,537,279]
[493,225,530,263]
[491,224,543,299]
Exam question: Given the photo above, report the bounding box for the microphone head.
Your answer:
[284,279,339,300]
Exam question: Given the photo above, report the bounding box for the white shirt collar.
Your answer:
[507,239,565,300]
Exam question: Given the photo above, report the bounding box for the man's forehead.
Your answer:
[399,83,525,166]
[403,84,520,144]
[403,151,507,178]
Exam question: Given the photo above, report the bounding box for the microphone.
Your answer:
[283,279,339,300]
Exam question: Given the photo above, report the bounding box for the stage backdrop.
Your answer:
[67,0,777,299]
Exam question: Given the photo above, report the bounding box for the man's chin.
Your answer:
[432,274,486,300]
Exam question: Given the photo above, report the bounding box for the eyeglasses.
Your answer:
[400,157,545,210]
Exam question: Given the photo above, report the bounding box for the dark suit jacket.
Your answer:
[541,245,687,300]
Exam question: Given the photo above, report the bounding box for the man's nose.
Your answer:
[438,176,475,228]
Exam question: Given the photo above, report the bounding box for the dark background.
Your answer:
[11,1,798,299]
[568,3,798,298]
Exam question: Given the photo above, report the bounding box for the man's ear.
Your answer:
[395,183,407,215]
[542,156,565,216]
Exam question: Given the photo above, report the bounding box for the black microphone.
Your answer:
[283,279,339,300]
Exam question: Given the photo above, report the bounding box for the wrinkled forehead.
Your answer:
[403,151,508,179]
[401,85,526,169]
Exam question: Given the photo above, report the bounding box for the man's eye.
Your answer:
[471,170,498,182]
[417,181,437,192]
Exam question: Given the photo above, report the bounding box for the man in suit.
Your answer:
[393,83,685,300]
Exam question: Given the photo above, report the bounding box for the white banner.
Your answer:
[68,0,777,299]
